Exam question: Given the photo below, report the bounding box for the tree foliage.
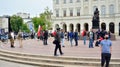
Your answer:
[10,15,30,33]
[32,7,52,32]
[10,15,23,33]
[21,23,30,33]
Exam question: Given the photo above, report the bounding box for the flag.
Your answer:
[37,25,42,37]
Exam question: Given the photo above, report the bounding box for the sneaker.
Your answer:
[62,46,65,47]
[61,53,64,55]
[11,46,15,48]
[54,54,59,56]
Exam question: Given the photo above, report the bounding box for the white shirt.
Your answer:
[11,32,14,39]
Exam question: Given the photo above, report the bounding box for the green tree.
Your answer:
[21,23,30,33]
[32,17,39,32]
[10,15,23,32]
[32,7,52,32]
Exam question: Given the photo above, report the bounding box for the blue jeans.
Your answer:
[83,36,86,45]
[61,38,64,46]
[70,38,73,46]
[89,38,93,48]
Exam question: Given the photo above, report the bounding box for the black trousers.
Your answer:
[101,53,111,67]
[43,39,47,45]
[74,38,78,46]
[54,43,63,55]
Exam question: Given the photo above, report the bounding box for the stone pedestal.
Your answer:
[110,34,116,40]
[92,29,99,40]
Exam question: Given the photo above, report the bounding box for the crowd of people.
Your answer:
[1,28,112,67]
[52,28,112,67]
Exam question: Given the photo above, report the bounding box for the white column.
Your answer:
[81,0,84,15]
[115,23,119,35]
[106,22,109,31]
[73,24,76,32]
[67,24,69,32]
[60,23,63,29]
[88,19,92,31]
[81,23,84,31]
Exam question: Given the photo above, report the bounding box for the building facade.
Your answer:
[0,16,9,33]
[52,0,120,36]
[16,12,30,19]
[16,12,34,32]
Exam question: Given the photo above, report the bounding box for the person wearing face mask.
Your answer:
[100,34,112,67]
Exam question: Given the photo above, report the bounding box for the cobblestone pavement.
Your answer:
[0,36,120,58]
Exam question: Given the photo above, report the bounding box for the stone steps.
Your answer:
[0,49,120,67]
[0,49,120,62]
[0,56,63,67]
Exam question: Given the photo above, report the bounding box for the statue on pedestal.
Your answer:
[92,8,100,29]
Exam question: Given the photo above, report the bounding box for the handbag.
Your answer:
[53,39,57,44]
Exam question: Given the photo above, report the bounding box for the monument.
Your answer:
[92,8,100,29]
[91,8,116,40]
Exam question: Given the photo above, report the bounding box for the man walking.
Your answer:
[88,29,94,48]
[69,30,74,46]
[43,30,48,45]
[54,28,64,56]
[9,31,15,48]
[74,29,78,46]
[82,29,87,45]
[100,34,112,67]
[18,30,23,48]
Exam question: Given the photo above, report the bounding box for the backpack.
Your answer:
[72,33,74,38]
[52,31,56,37]
[84,31,86,36]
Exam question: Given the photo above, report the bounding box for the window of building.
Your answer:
[77,8,80,16]
[84,0,88,2]
[70,9,73,16]
[63,10,67,17]
[93,0,98,1]
[101,5,106,15]
[56,10,59,17]
[76,0,80,2]
[70,0,73,3]
[56,0,59,4]
[109,4,114,15]
[63,0,66,4]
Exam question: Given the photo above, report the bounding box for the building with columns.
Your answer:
[52,0,120,36]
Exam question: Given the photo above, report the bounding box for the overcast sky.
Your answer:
[0,0,53,17]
